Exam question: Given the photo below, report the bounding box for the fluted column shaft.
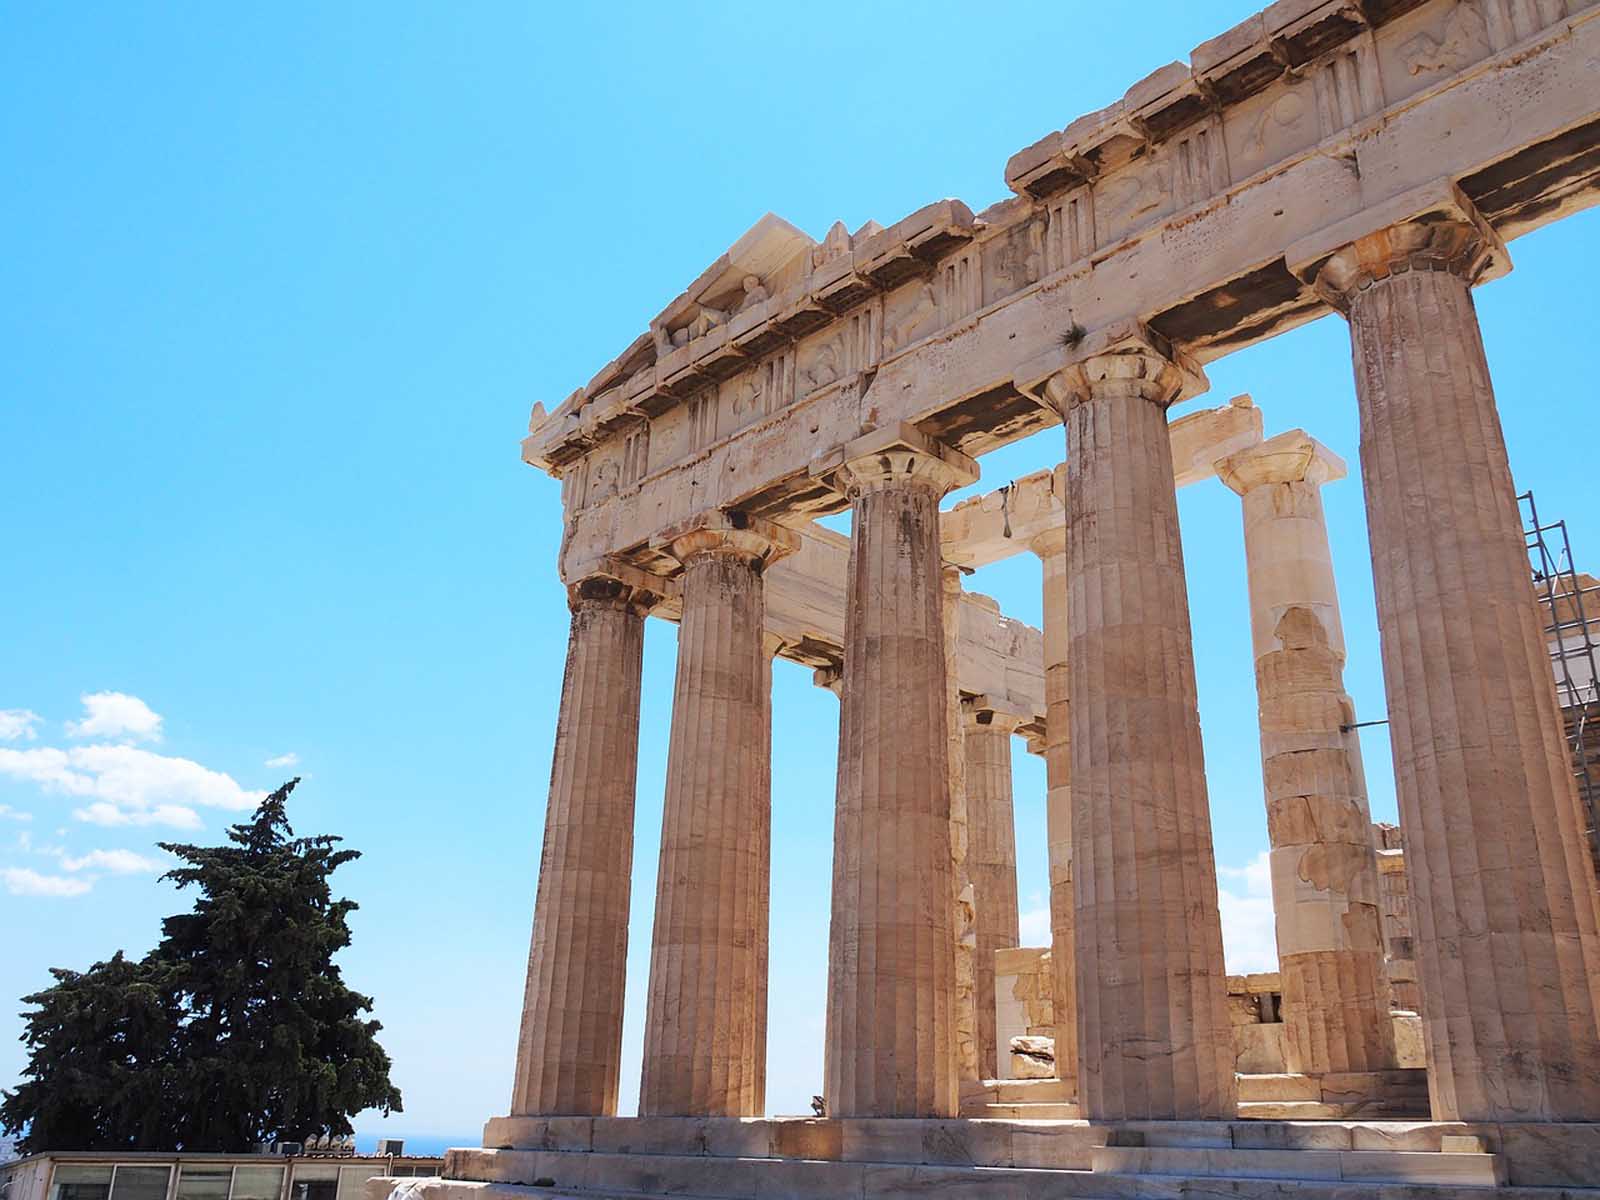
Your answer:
[1218,432,1395,1076]
[943,568,979,1084]
[824,434,976,1117]
[1308,212,1600,1120]
[1053,335,1236,1120]
[639,516,794,1116]
[963,701,1022,1080]
[1031,522,1079,1093]
[511,578,653,1116]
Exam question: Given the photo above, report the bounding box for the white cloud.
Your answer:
[1218,850,1279,975]
[2,867,92,898]
[264,752,300,769]
[0,709,42,741]
[0,744,258,829]
[60,848,163,874]
[73,801,204,830]
[0,804,32,822]
[1018,904,1051,947]
[66,692,163,743]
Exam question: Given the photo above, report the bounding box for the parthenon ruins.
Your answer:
[396,1,1600,1194]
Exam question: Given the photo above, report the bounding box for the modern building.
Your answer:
[0,1152,440,1200]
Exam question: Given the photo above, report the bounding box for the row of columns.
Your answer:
[510,201,1600,1126]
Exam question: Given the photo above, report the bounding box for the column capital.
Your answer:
[1215,429,1347,496]
[1028,525,1066,559]
[1287,178,1509,312]
[1037,322,1207,414]
[810,421,978,501]
[961,695,1028,735]
[650,509,801,572]
[565,568,667,616]
[812,663,843,697]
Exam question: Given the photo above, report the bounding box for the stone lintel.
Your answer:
[648,509,801,572]
[1285,177,1511,303]
[941,397,1259,571]
[1215,429,1347,495]
[809,420,979,498]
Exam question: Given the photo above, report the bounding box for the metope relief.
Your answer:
[1379,0,1492,106]
[1226,76,1321,182]
[882,279,940,353]
[798,329,847,396]
[1092,156,1173,247]
[982,219,1045,308]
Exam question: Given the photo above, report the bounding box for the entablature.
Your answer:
[536,0,1598,584]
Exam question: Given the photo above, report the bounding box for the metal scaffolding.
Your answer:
[1521,489,1600,881]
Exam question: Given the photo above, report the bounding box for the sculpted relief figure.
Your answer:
[812,219,852,268]
[989,223,1045,300]
[586,455,620,506]
[649,303,729,358]
[804,335,843,391]
[883,282,939,352]
[1402,0,1489,75]
[735,273,770,313]
[730,369,765,419]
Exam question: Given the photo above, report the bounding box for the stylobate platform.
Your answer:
[369,1116,1600,1199]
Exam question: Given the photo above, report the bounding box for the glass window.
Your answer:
[175,1169,230,1200]
[51,1166,113,1200]
[51,1171,114,1200]
[288,1167,335,1200]
[111,1167,170,1200]
[231,1168,283,1200]
[334,1169,371,1200]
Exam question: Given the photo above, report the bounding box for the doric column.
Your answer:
[1292,184,1600,1121]
[638,512,797,1117]
[1029,515,1078,1094]
[943,567,980,1085]
[962,697,1023,1080]
[511,574,658,1116]
[1217,431,1395,1076]
[817,424,978,1117]
[1046,327,1236,1120]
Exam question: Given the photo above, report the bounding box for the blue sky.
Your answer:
[2,1,1594,1143]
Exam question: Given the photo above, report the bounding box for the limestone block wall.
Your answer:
[993,947,1055,1080]
[1371,822,1420,1014]
[1228,972,1289,1076]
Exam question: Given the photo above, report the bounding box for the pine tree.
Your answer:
[1,780,402,1152]
[0,953,178,1150]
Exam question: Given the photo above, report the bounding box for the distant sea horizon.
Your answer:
[354,1132,476,1158]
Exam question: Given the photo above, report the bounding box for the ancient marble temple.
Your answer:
[387,2,1600,1195]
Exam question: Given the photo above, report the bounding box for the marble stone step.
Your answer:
[981,1077,1074,1104]
[466,1115,1600,1187]
[1238,1073,1323,1102]
[1238,1101,1348,1120]
[1091,1145,1506,1186]
[384,1156,1586,1200]
[1239,1101,1433,1121]
[972,1102,1081,1119]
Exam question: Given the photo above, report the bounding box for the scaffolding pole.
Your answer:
[1520,489,1600,884]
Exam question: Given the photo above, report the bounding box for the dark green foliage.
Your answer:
[2,780,402,1152]
[0,953,179,1151]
